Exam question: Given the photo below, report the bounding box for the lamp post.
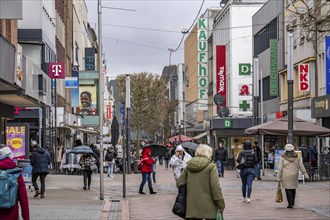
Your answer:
[125,74,131,174]
[253,57,259,126]
[287,28,294,145]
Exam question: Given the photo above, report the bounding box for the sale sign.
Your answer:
[6,125,26,159]
[298,64,310,91]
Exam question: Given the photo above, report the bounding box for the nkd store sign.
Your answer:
[197,17,208,110]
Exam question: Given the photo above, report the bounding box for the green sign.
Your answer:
[224,119,232,128]
[270,39,278,96]
[239,64,251,75]
[239,100,250,111]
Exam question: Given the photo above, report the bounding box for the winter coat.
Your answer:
[277,152,309,189]
[79,155,96,170]
[140,147,154,173]
[30,147,50,174]
[237,149,258,168]
[170,151,192,180]
[105,149,117,163]
[253,145,262,163]
[215,147,228,162]
[177,156,225,219]
[309,145,318,162]
[0,157,30,220]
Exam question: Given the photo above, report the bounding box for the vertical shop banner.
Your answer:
[298,64,310,91]
[71,65,79,107]
[197,17,208,110]
[326,36,330,94]
[274,149,285,172]
[85,48,95,71]
[78,85,97,115]
[6,125,27,159]
[270,39,278,96]
[216,45,226,107]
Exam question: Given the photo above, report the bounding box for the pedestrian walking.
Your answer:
[214,142,228,177]
[277,144,309,208]
[170,145,192,180]
[253,141,262,180]
[267,150,274,169]
[79,153,96,190]
[56,143,64,173]
[152,157,157,184]
[164,149,171,170]
[237,141,258,203]
[309,143,318,178]
[105,146,117,178]
[138,145,157,194]
[30,141,51,199]
[0,147,30,220]
[176,144,225,219]
[90,143,100,173]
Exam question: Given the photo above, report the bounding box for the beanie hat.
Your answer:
[285,144,294,152]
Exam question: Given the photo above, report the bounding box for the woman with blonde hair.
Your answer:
[177,144,225,219]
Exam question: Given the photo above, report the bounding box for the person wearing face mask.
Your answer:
[170,145,192,180]
[138,144,157,195]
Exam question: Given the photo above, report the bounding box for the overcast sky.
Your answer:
[85,0,219,77]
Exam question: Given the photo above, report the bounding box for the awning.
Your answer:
[65,125,99,136]
[193,131,207,140]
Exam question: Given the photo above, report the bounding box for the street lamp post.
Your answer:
[287,29,294,145]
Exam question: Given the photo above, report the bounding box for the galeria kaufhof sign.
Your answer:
[197,17,208,111]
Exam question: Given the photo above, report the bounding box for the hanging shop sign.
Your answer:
[216,45,226,107]
[270,39,278,96]
[197,17,208,110]
[85,47,95,71]
[239,63,251,76]
[48,62,65,79]
[325,36,330,94]
[298,63,310,91]
[239,84,252,96]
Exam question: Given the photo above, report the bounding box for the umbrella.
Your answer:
[245,116,330,137]
[181,142,199,151]
[144,144,167,157]
[169,135,192,142]
[70,145,94,154]
[111,116,119,147]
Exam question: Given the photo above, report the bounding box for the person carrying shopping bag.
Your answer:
[277,144,309,208]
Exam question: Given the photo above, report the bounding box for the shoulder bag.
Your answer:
[236,154,246,170]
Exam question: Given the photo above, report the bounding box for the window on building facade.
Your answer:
[253,17,278,56]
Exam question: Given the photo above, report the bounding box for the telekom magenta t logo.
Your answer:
[48,62,65,79]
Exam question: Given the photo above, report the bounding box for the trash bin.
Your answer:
[133,160,141,173]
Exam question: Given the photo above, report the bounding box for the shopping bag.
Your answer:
[275,182,283,203]
[172,184,186,219]
[216,210,224,220]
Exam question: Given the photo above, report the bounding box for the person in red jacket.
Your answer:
[138,144,157,194]
[0,147,30,220]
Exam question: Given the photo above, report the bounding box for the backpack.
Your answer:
[0,167,22,208]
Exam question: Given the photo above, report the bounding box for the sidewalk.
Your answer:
[28,165,330,220]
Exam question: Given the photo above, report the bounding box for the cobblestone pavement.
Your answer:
[27,165,330,220]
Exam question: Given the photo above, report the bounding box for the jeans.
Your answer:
[32,172,47,194]
[285,189,296,206]
[164,159,169,169]
[83,170,93,188]
[255,162,261,178]
[108,162,114,176]
[217,160,225,176]
[240,167,255,198]
[139,172,152,191]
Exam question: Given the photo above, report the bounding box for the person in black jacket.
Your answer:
[30,141,51,199]
[214,142,228,177]
[253,141,262,180]
[237,141,258,203]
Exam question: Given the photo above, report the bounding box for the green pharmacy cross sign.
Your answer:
[239,100,250,111]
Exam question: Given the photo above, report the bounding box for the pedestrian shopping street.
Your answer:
[28,164,330,220]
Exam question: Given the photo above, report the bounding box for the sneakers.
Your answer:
[242,197,246,202]
[246,198,251,203]
[83,186,86,190]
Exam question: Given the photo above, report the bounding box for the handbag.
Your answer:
[216,210,224,220]
[90,163,98,172]
[172,184,186,219]
[275,182,283,203]
[236,154,246,170]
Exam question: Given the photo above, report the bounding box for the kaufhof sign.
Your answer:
[197,17,208,110]
[298,63,310,91]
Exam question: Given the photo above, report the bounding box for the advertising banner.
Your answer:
[270,39,278,96]
[326,36,330,94]
[216,45,226,107]
[274,149,285,172]
[6,125,28,159]
[71,65,79,107]
[78,85,97,115]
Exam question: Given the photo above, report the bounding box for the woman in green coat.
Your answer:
[177,144,225,219]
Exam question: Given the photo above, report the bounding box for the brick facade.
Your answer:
[0,19,17,47]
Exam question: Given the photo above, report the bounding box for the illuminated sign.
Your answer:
[48,62,65,79]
